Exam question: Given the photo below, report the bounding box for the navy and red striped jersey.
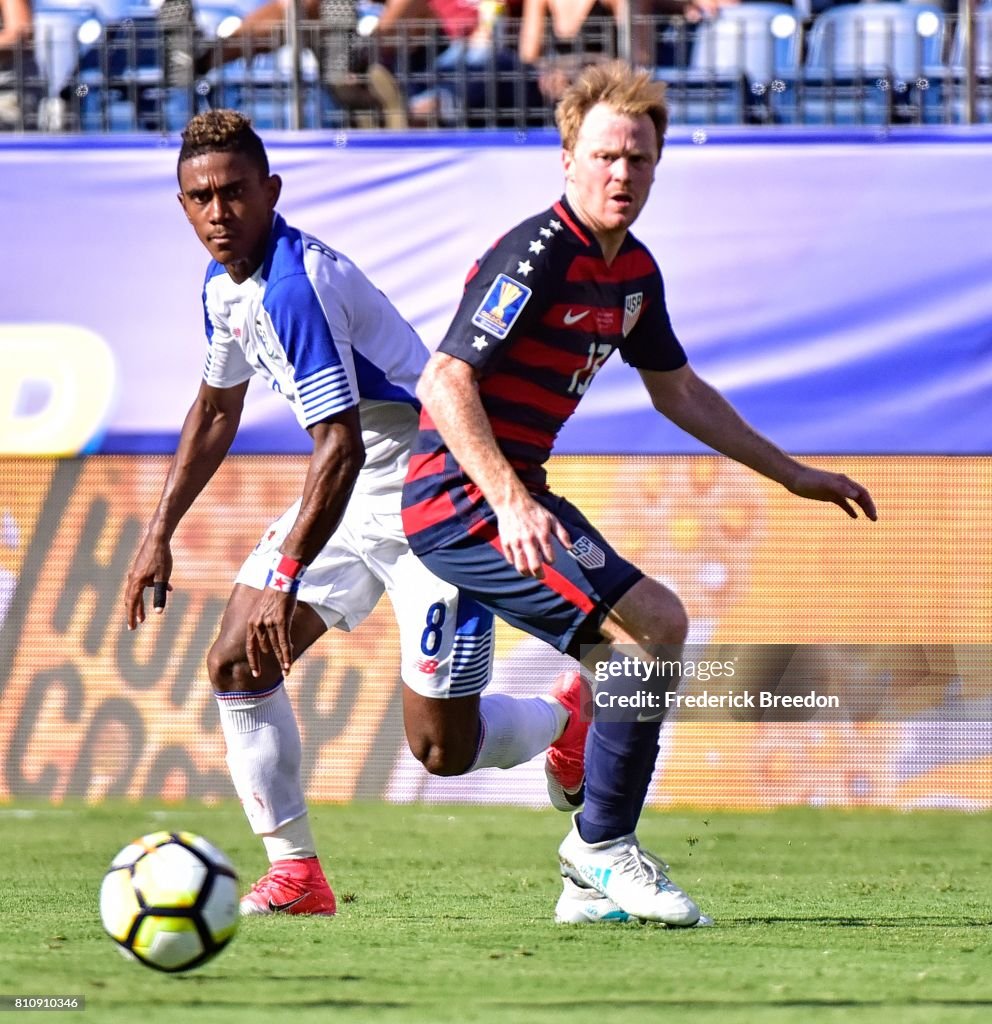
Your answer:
[402,195,687,554]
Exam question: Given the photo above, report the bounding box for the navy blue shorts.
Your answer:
[416,492,643,658]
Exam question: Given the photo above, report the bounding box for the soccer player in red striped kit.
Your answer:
[403,61,877,926]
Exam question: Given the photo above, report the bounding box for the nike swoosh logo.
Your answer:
[268,894,307,912]
[563,309,589,325]
[636,710,665,723]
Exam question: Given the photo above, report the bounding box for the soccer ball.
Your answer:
[99,831,239,973]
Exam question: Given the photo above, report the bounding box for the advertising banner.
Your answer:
[2,133,991,456]
[2,454,989,811]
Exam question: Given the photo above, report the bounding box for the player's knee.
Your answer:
[409,736,475,777]
[658,593,690,645]
[610,581,690,648]
[206,642,254,693]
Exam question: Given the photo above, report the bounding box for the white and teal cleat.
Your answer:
[555,874,714,927]
[558,815,701,927]
[555,876,631,924]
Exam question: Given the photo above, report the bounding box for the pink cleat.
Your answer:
[239,856,337,917]
[545,670,592,811]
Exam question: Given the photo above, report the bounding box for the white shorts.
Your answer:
[236,495,494,699]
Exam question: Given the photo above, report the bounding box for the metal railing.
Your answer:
[1,7,989,133]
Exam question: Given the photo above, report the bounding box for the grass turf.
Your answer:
[0,802,990,1024]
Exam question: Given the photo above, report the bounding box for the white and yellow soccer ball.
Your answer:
[99,831,239,973]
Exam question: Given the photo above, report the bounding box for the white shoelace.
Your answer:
[617,845,661,885]
[615,846,679,892]
[641,849,672,874]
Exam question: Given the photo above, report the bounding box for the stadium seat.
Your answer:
[195,3,245,41]
[33,4,97,97]
[924,4,992,123]
[207,47,332,130]
[84,0,158,23]
[74,6,167,131]
[657,4,801,124]
[33,0,169,130]
[195,0,269,40]
[800,2,947,125]
[183,0,340,130]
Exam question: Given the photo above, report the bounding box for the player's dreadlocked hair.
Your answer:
[555,61,669,161]
[177,109,269,182]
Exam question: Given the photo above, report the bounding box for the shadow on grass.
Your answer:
[121,996,992,1011]
[728,916,991,927]
[141,1001,411,1010]
[487,999,992,1010]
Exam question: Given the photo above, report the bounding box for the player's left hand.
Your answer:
[787,467,878,520]
[246,590,297,677]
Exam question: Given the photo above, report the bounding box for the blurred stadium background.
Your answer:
[0,0,990,131]
[0,5,990,819]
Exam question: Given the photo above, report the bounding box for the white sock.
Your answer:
[261,812,317,862]
[215,681,308,839]
[470,694,568,771]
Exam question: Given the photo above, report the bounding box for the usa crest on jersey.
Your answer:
[472,274,532,339]
[623,292,643,337]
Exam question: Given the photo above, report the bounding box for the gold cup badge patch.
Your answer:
[471,273,533,340]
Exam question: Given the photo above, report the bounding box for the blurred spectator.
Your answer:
[518,0,628,103]
[659,0,739,25]
[158,0,410,126]
[651,0,740,69]
[357,0,521,126]
[160,0,524,127]
[0,0,34,127]
[320,0,408,126]
[159,0,302,82]
[518,0,735,103]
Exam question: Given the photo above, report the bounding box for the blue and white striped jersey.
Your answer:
[201,213,426,495]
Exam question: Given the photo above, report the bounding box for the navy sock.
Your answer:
[577,718,662,844]
[631,733,662,822]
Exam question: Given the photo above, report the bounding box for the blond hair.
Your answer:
[555,61,669,159]
[177,109,269,181]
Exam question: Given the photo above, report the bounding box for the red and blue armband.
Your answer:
[265,553,306,595]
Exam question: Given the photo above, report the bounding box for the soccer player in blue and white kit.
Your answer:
[124,110,590,917]
[405,63,878,926]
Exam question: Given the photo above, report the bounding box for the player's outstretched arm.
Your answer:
[125,380,249,629]
[417,353,572,577]
[640,364,878,521]
[245,408,365,677]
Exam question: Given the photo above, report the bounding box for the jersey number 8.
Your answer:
[420,602,447,656]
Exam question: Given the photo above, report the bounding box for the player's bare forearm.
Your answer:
[278,408,365,564]
[245,409,364,675]
[417,353,529,507]
[644,365,800,486]
[146,380,248,542]
[642,365,877,520]
[125,381,248,627]
[417,353,572,575]
[518,0,548,64]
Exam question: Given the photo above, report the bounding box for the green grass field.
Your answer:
[1,802,990,1024]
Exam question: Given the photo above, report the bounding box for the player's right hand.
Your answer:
[495,495,573,579]
[125,536,174,630]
